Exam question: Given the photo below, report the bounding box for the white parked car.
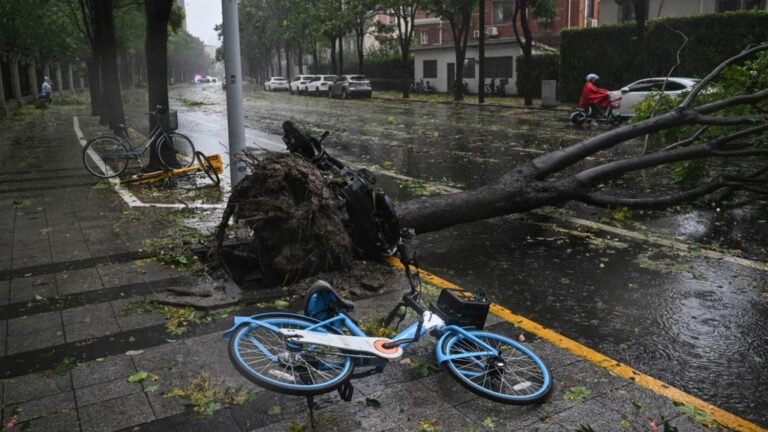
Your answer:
[290,75,317,95]
[306,75,338,96]
[264,77,289,91]
[616,77,698,117]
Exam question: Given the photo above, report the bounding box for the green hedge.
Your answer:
[515,53,559,98]
[559,11,768,101]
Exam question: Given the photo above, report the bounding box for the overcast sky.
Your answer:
[184,0,222,47]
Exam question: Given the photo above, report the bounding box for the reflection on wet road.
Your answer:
[168,84,768,426]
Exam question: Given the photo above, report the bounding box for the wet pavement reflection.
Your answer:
[166,84,768,426]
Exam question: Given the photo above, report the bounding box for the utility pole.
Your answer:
[222,0,247,186]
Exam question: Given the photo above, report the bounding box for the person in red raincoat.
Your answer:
[579,73,611,109]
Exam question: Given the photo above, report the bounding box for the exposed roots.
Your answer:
[211,153,353,287]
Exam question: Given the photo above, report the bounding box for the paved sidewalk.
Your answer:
[0,105,719,432]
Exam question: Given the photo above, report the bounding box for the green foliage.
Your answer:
[515,53,559,99]
[560,11,768,101]
[563,386,591,402]
[418,419,442,432]
[165,373,252,418]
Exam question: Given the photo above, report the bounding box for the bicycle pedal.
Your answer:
[337,382,354,402]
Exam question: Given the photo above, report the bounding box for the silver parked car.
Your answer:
[290,75,316,95]
[329,75,372,99]
[616,77,698,117]
[264,77,289,91]
[306,75,338,96]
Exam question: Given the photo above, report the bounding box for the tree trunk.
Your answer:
[95,0,125,129]
[298,46,304,74]
[55,64,64,92]
[478,0,485,104]
[338,36,344,74]
[68,63,75,93]
[145,0,173,131]
[355,27,365,74]
[277,48,283,76]
[43,63,50,78]
[330,37,337,75]
[401,48,410,99]
[0,63,6,115]
[10,56,23,107]
[285,43,291,81]
[519,3,534,106]
[312,42,319,74]
[28,60,39,98]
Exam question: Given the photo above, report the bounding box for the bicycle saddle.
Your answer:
[304,280,355,321]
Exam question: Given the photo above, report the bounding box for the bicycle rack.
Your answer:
[120,153,223,185]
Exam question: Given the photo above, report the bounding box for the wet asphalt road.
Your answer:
[165,83,768,427]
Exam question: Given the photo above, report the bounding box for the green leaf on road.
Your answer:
[267,404,282,416]
[364,398,381,408]
[128,371,158,383]
[144,384,159,393]
[274,299,290,309]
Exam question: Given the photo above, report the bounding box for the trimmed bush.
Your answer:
[559,11,768,101]
[515,53,559,98]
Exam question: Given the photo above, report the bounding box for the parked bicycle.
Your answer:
[82,107,195,178]
[225,230,552,405]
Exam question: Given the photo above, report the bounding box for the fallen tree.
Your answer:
[398,44,768,234]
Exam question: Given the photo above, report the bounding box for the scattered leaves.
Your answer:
[165,373,251,418]
[128,371,158,383]
[564,386,591,403]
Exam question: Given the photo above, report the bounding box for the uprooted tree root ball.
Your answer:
[211,152,353,287]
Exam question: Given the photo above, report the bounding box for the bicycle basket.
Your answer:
[157,110,178,131]
[430,289,489,329]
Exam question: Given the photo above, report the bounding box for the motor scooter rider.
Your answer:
[578,73,610,112]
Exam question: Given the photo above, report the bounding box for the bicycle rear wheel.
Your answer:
[158,132,195,169]
[440,330,551,404]
[82,135,130,178]
[195,151,220,186]
[228,314,354,396]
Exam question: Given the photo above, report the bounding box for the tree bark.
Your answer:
[0,63,6,115]
[68,63,75,93]
[330,37,337,75]
[478,0,485,104]
[298,45,304,74]
[28,60,39,98]
[355,26,365,74]
[338,36,344,75]
[312,41,319,74]
[285,43,292,80]
[95,0,125,129]
[55,64,64,92]
[10,57,23,106]
[145,0,173,131]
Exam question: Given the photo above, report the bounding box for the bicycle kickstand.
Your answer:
[306,395,317,431]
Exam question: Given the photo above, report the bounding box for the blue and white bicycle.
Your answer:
[225,232,551,405]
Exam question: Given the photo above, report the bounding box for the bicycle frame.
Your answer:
[121,122,171,160]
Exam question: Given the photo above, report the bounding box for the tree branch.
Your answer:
[579,178,728,209]
[693,114,768,126]
[680,43,768,108]
[658,126,708,152]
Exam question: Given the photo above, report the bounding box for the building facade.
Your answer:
[599,0,767,25]
[411,0,599,94]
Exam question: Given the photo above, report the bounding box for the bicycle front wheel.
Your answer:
[83,135,130,178]
[195,151,220,186]
[228,315,354,396]
[158,132,195,169]
[441,330,551,404]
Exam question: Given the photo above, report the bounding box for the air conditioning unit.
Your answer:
[487,26,499,37]
[588,18,598,28]
[472,30,480,39]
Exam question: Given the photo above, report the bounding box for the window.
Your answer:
[420,31,429,46]
[492,0,514,24]
[423,60,437,79]
[717,0,765,11]
[618,0,649,22]
[486,56,514,78]
[462,58,475,79]
[586,0,595,18]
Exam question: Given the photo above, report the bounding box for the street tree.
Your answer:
[381,0,420,98]
[423,0,474,102]
[397,46,768,235]
[511,0,555,106]
[351,0,381,74]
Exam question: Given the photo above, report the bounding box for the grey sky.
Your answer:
[184,0,222,47]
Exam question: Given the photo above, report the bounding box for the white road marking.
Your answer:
[73,116,225,209]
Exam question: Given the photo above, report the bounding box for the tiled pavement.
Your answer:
[0,107,716,431]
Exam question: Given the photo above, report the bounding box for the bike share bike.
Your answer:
[224,124,552,423]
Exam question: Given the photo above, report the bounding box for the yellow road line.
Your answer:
[385,256,767,432]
